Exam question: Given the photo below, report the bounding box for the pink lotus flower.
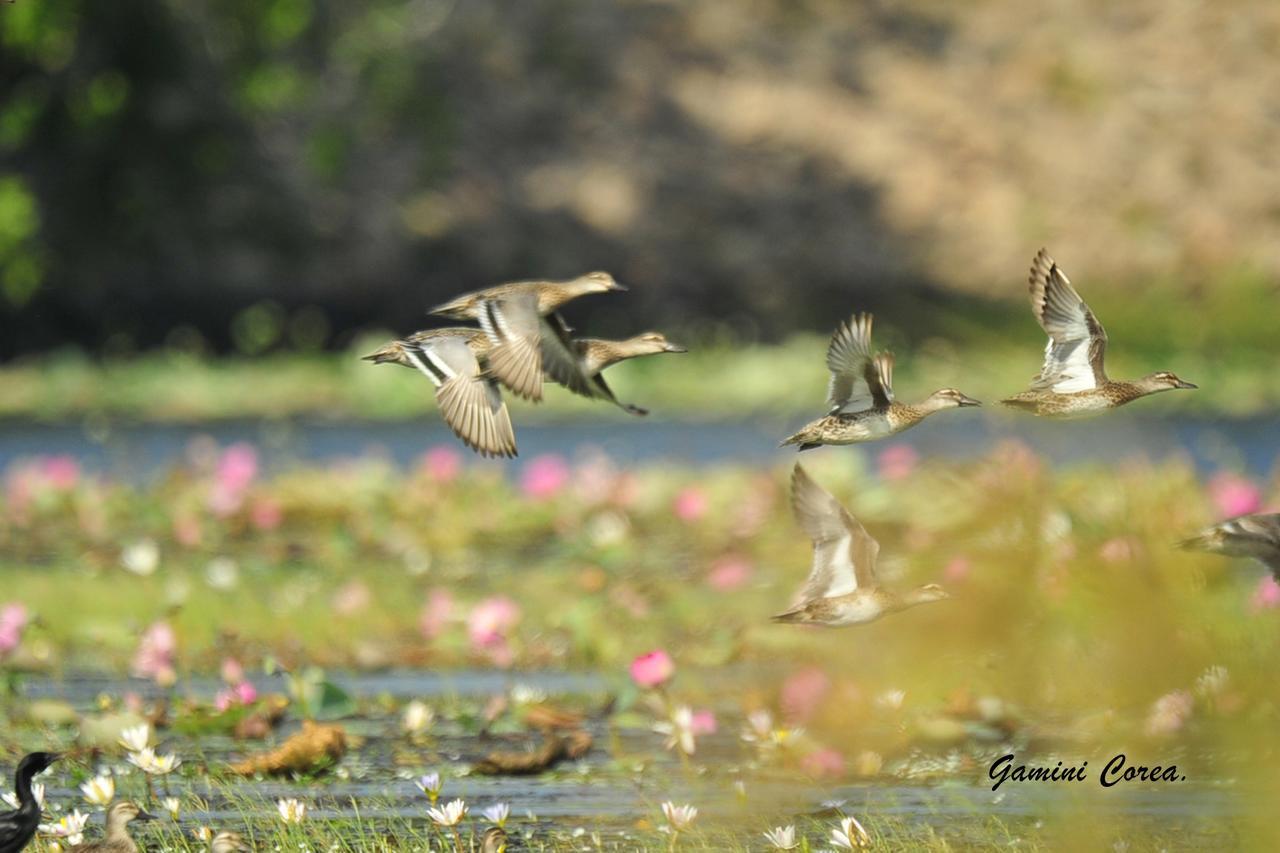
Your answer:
[521,455,570,500]
[690,709,717,735]
[1249,576,1280,612]
[706,555,753,591]
[421,446,462,483]
[468,596,521,648]
[0,603,30,656]
[214,680,258,713]
[673,487,708,522]
[39,455,80,491]
[1208,472,1262,518]
[877,444,919,481]
[801,747,845,779]
[630,650,675,689]
[944,556,971,583]
[332,580,371,616]
[781,666,830,724]
[419,589,454,640]
[250,497,283,530]
[209,443,259,516]
[131,621,176,687]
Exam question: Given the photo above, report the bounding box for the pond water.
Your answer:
[1,412,1276,478]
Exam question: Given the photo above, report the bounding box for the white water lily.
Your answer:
[481,802,510,827]
[661,801,698,832]
[510,683,547,705]
[121,539,160,576]
[118,723,151,752]
[740,708,774,743]
[127,747,181,775]
[193,826,215,842]
[763,825,799,849]
[427,798,468,827]
[79,774,115,807]
[401,700,434,735]
[3,782,43,811]
[162,796,181,820]
[653,705,697,755]
[415,772,442,803]
[831,815,871,850]
[277,798,307,823]
[40,809,89,846]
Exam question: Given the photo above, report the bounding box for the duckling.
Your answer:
[429,272,625,402]
[565,332,687,416]
[363,328,518,458]
[773,464,949,627]
[1001,249,1196,417]
[480,826,507,853]
[0,752,59,853]
[209,831,253,853]
[781,313,980,450]
[69,801,156,853]
[1179,513,1280,580]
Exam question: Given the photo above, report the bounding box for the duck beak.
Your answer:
[956,394,983,407]
[135,809,159,822]
[1175,379,1198,390]
[663,342,688,353]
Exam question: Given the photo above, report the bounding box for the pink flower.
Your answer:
[706,555,753,591]
[234,680,258,705]
[944,556,971,583]
[673,487,707,522]
[801,748,845,779]
[468,596,521,648]
[690,709,717,735]
[250,497,283,530]
[630,650,675,689]
[521,455,570,500]
[1249,576,1280,612]
[333,580,372,616]
[0,603,30,656]
[39,455,80,491]
[419,589,454,640]
[131,621,176,686]
[781,667,830,724]
[877,444,919,481]
[209,443,259,516]
[220,657,245,685]
[421,446,462,483]
[1208,472,1262,519]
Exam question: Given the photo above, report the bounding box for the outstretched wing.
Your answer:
[477,292,546,402]
[789,464,879,603]
[826,313,889,413]
[539,312,598,399]
[1027,249,1109,393]
[403,336,518,458]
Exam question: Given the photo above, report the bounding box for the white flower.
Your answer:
[763,825,799,849]
[875,689,906,711]
[79,774,115,807]
[661,801,697,832]
[162,796,181,820]
[118,724,151,752]
[831,816,871,850]
[402,700,434,735]
[510,683,547,706]
[741,709,774,743]
[3,782,43,810]
[193,826,215,843]
[121,539,160,576]
[415,772,442,802]
[427,798,468,827]
[277,798,307,823]
[653,706,697,755]
[40,809,89,846]
[481,802,510,828]
[127,748,181,775]
[205,557,240,591]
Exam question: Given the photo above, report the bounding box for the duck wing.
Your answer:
[476,292,547,402]
[539,312,599,399]
[403,336,518,458]
[1220,513,1280,579]
[1027,249,1109,393]
[825,313,890,413]
[789,464,879,603]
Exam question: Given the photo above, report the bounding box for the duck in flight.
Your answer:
[1001,249,1196,417]
[772,464,949,627]
[429,272,625,403]
[1179,513,1280,581]
[363,328,518,458]
[781,312,980,450]
[563,332,687,416]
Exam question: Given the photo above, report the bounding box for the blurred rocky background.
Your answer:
[1,0,1278,359]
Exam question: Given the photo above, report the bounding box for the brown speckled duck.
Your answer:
[772,464,949,627]
[429,272,625,403]
[566,332,687,416]
[781,313,980,450]
[1001,249,1196,417]
[70,802,156,853]
[363,328,518,458]
[1180,513,1280,580]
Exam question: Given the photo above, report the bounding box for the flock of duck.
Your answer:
[2,251,1276,850]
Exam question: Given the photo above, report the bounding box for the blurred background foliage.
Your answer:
[1,0,1278,371]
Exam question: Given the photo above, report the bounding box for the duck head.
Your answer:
[361,341,408,366]
[903,583,951,607]
[106,801,158,832]
[570,271,626,295]
[623,332,687,355]
[923,388,983,411]
[1138,371,1197,393]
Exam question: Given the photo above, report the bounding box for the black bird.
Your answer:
[0,752,59,853]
